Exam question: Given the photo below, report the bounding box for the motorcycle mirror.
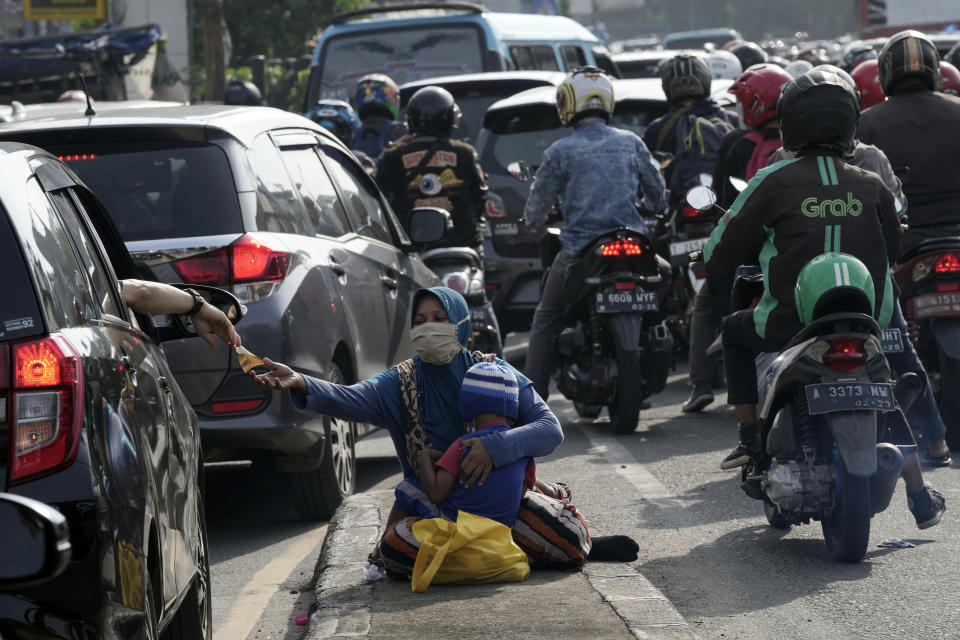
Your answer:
[729,176,748,192]
[507,161,534,182]
[698,173,713,188]
[685,185,717,211]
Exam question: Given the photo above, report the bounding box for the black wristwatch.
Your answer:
[184,288,205,316]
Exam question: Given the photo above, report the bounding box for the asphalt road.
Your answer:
[203,335,960,640]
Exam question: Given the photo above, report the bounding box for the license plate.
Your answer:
[595,288,658,313]
[669,236,708,257]
[493,222,518,236]
[912,292,960,319]
[881,328,904,353]
[470,308,488,324]
[804,382,896,414]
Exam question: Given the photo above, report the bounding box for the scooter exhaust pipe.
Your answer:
[870,442,905,516]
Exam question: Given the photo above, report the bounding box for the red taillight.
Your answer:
[57,154,96,161]
[172,234,290,286]
[600,239,643,257]
[937,282,960,292]
[9,335,83,485]
[615,281,636,290]
[484,282,500,292]
[485,199,505,218]
[211,399,265,414]
[823,337,866,373]
[934,254,960,274]
[681,204,700,219]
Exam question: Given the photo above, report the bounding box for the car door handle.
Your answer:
[381,274,398,289]
[330,262,346,276]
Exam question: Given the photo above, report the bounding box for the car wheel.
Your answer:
[166,493,212,639]
[290,364,357,520]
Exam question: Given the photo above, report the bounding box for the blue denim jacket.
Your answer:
[523,120,667,258]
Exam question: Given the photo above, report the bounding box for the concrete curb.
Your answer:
[306,490,700,640]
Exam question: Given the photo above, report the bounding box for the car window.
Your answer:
[0,205,44,341]
[320,146,394,245]
[49,190,124,319]
[592,47,620,77]
[252,134,312,235]
[509,45,560,71]
[560,46,586,69]
[21,177,97,329]
[51,142,242,242]
[278,146,351,237]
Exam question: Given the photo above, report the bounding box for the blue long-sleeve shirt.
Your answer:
[290,371,562,477]
[523,120,666,258]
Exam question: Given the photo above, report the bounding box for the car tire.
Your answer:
[290,364,357,521]
[166,493,212,639]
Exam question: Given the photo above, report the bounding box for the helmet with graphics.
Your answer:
[351,73,400,120]
[707,50,743,80]
[727,63,793,127]
[658,54,712,103]
[794,252,875,326]
[878,30,940,95]
[310,99,361,147]
[556,66,615,126]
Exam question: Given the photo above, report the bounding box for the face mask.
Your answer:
[410,318,467,365]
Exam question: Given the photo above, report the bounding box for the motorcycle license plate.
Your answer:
[881,328,904,354]
[595,288,658,313]
[912,292,960,318]
[470,308,488,325]
[669,236,708,257]
[804,382,896,414]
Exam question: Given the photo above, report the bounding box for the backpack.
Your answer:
[743,131,782,179]
[656,107,735,198]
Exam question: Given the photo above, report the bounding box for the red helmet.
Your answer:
[941,61,960,96]
[728,63,793,127]
[851,59,885,110]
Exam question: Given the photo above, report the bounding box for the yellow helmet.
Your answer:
[556,66,615,126]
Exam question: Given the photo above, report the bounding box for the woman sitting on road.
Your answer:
[251,287,636,567]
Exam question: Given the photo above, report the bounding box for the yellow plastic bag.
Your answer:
[410,511,530,592]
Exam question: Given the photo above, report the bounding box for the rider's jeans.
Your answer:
[886,299,947,445]
[688,286,718,388]
[525,253,575,399]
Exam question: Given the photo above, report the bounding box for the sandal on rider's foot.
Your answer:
[922,438,952,467]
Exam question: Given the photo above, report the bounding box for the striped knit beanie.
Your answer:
[459,362,520,422]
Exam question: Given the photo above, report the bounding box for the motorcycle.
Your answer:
[687,185,911,563]
[893,237,960,450]
[421,244,503,355]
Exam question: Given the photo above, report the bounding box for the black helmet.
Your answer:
[730,42,768,70]
[659,54,712,103]
[841,41,878,72]
[406,86,461,137]
[777,69,859,153]
[223,80,263,106]
[945,42,960,69]
[877,30,940,95]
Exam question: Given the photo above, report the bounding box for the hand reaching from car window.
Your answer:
[191,302,241,349]
[249,358,307,394]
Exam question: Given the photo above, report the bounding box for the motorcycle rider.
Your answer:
[857,30,960,250]
[850,59,885,110]
[683,63,793,413]
[705,69,945,527]
[308,98,375,172]
[351,73,407,159]
[375,86,487,251]
[644,54,738,204]
[523,66,668,400]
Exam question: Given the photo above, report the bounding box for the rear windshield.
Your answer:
[48,142,242,242]
[488,101,669,169]
[316,24,485,100]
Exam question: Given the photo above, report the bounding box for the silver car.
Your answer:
[0,105,440,520]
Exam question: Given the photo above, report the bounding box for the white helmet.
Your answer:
[784,59,815,78]
[556,66,615,126]
[707,50,743,80]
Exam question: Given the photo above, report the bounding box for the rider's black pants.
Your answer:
[722,309,793,406]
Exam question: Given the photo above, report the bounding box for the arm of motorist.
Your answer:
[119,279,241,349]
[418,444,458,504]
[458,385,563,488]
[702,179,767,277]
[635,137,667,213]
[522,148,563,226]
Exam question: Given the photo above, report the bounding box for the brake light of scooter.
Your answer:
[9,335,83,485]
[681,204,701,219]
[614,281,636,290]
[599,239,643,257]
[934,253,960,274]
[823,337,866,373]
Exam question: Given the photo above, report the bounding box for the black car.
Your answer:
[0,142,228,638]
[0,105,440,520]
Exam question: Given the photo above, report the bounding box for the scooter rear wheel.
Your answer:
[609,348,642,435]
[821,457,871,563]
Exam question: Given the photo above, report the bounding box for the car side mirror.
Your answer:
[507,160,535,182]
[685,185,718,211]
[160,284,246,342]
[0,493,71,590]
[408,207,453,245]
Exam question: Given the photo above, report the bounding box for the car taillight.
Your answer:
[9,335,83,485]
[599,239,643,257]
[823,337,866,373]
[485,199,505,218]
[211,399,265,414]
[172,233,290,302]
[934,253,960,274]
